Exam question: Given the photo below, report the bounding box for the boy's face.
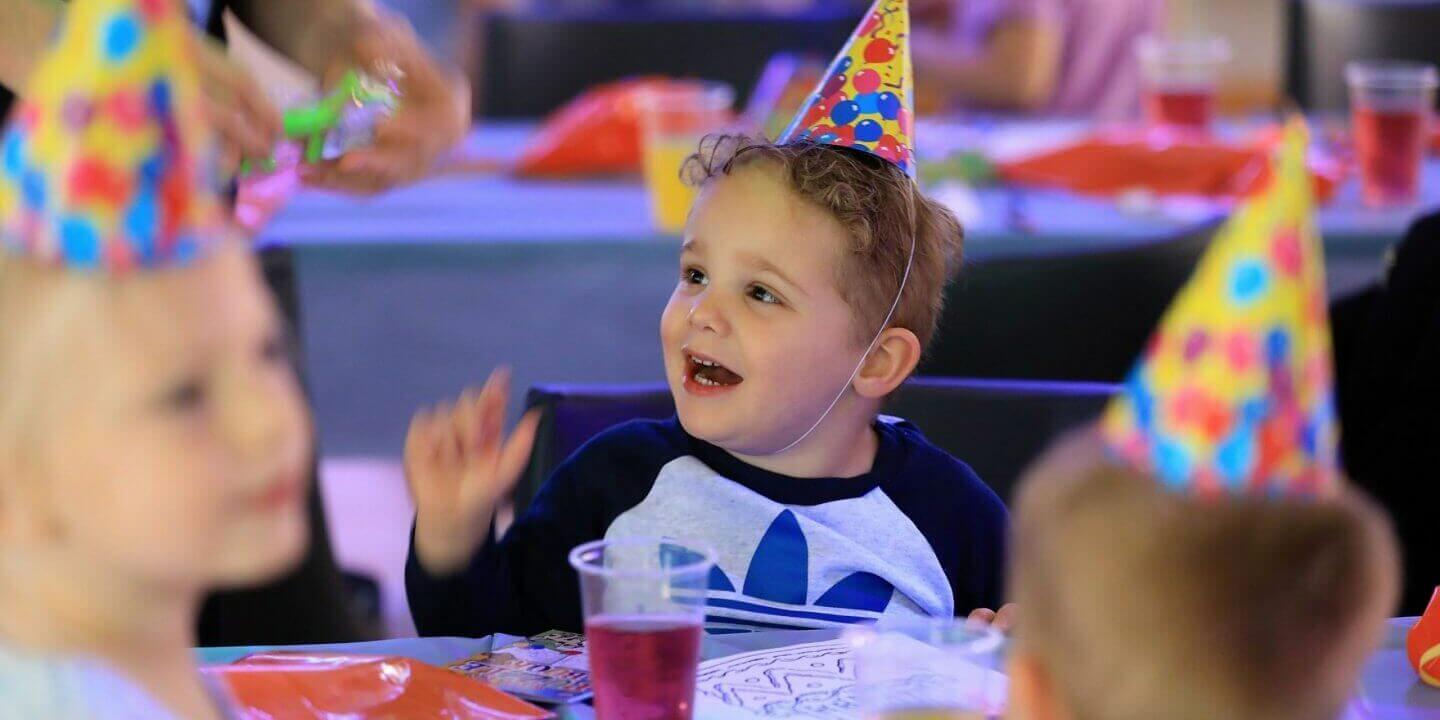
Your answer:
[660,162,870,455]
[15,242,311,591]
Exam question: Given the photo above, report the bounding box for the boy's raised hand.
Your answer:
[406,368,540,575]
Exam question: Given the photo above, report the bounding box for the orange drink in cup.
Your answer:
[636,82,734,234]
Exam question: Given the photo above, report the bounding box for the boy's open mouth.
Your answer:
[684,350,744,390]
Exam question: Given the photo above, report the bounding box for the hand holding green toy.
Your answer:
[240,70,398,175]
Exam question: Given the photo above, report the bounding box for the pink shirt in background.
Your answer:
[949,0,1164,121]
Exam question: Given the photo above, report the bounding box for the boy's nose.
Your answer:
[686,291,730,335]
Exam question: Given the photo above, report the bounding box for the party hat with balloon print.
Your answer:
[1101,118,1339,498]
[0,0,226,272]
[779,0,915,176]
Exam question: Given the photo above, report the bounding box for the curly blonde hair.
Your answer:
[682,135,963,351]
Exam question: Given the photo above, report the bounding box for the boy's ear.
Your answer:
[853,327,921,399]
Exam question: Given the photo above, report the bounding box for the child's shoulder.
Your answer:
[876,417,1005,514]
[560,416,692,474]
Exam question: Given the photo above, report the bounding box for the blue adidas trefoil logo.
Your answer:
[704,510,895,632]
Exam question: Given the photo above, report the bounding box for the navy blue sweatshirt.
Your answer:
[406,417,1008,637]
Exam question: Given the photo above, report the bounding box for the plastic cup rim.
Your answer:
[634,80,736,112]
[1135,33,1231,64]
[1347,60,1440,91]
[843,616,1007,655]
[568,536,718,579]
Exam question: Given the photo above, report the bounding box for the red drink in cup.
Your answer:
[570,538,714,720]
[1136,35,1229,134]
[586,615,703,720]
[1347,61,1438,208]
[1144,88,1215,131]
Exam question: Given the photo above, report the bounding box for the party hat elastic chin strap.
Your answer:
[763,230,915,457]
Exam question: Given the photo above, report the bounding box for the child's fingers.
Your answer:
[403,409,432,481]
[477,368,511,456]
[432,401,459,469]
[471,373,497,457]
[404,409,429,461]
[491,366,513,410]
[447,399,477,463]
[453,387,482,453]
[967,608,997,626]
[494,410,542,497]
[993,604,1018,632]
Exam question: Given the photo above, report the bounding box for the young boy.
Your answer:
[1004,432,1399,720]
[406,0,1009,637]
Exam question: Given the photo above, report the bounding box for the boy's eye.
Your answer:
[748,284,781,305]
[682,267,708,286]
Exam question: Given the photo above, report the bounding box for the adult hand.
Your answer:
[300,9,471,195]
[193,34,283,178]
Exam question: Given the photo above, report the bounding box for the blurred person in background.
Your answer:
[1,0,472,645]
[1332,212,1440,617]
[909,0,1163,119]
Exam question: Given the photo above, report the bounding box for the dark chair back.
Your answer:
[472,9,858,118]
[514,377,1117,515]
[1286,0,1440,111]
[922,222,1218,383]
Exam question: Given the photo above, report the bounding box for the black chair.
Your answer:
[922,221,1219,383]
[471,9,858,118]
[514,376,1116,514]
[1286,0,1440,111]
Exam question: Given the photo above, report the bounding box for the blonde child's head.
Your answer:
[1006,431,1399,720]
[0,241,311,599]
[660,135,962,455]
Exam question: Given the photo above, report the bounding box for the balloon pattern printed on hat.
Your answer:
[779,0,915,177]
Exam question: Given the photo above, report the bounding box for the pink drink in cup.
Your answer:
[570,538,714,720]
[1136,35,1230,133]
[1347,61,1438,208]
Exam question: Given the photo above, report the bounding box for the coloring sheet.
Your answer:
[694,640,858,719]
[692,637,1007,719]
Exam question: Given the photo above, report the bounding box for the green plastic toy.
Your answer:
[918,150,998,188]
[240,70,398,175]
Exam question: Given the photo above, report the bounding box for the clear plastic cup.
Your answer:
[1136,35,1231,133]
[1347,60,1438,208]
[635,82,734,235]
[846,619,1007,720]
[569,537,715,720]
